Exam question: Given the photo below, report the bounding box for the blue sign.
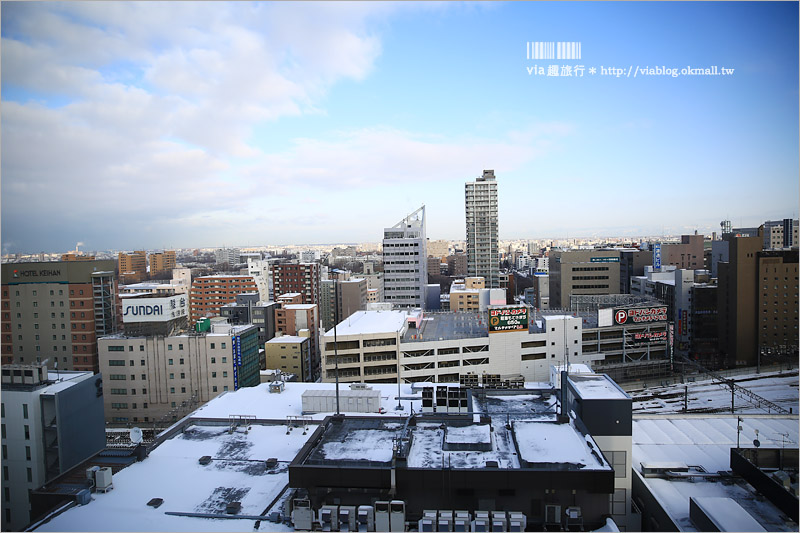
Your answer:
[653,243,662,271]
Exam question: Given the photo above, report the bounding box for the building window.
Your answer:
[221,342,226,349]
[180,373,185,379]
[22,404,28,419]
[25,446,31,461]
[224,386,229,391]
[168,359,173,365]
[1,445,6,460]
[210,343,215,349]
[168,345,173,351]
[179,358,184,365]
[222,357,227,363]
[171,402,176,408]
[26,468,32,483]
[140,359,145,365]
[140,345,145,352]
[169,373,174,379]
[211,357,216,364]
[179,344,184,350]
[213,386,218,392]
[24,425,29,440]
[170,387,175,393]
[609,451,627,478]
[223,371,228,378]
[181,387,186,393]
[611,488,626,515]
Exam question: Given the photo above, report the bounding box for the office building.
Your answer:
[549,249,621,309]
[1,364,104,531]
[220,294,278,348]
[427,239,450,258]
[382,206,428,309]
[271,263,321,306]
[619,249,653,293]
[763,218,798,249]
[189,275,259,325]
[214,248,241,266]
[661,234,704,270]
[756,249,799,356]
[465,170,499,287]
[275,295,319,381]
[447,253,468,277]
[118,251,147,283]
[98,320,260,424]
[1,260,117,373]
[149,251,176,275]
[717,235,762,367]
[264,333,311,378]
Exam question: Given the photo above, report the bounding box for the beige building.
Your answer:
[265,333,310,378]
[149,250,176,275]
[549,249,622,309]
[662,234,704,270]
[118,251,147,282]
[98,321,260,425]
[427,239,450,258]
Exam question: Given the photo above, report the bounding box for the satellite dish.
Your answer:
[130,427,143,445]
[753,439,761,448]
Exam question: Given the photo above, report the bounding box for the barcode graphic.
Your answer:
[526,41,582,60]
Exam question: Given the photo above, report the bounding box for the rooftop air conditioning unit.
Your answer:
[94,467,113,493]
[291,498,314,531]
[545,505,561,527]
[357,505,374,532]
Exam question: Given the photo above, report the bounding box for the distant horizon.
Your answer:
[3,220,787,258]
[2,2,797,253]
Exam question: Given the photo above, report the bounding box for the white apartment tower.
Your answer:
[466,170,499,288]
[383,206,428,309]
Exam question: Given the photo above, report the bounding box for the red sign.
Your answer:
[613,306,667,325]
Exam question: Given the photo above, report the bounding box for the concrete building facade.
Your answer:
[98,322,260,424]
[549,249,621,309]
[271,263,321,306]
[1,260,117,373]
[149,251,176,275]
[189,275,259,325]
[756,249,799,356]
[763,218,798,250]
[662,235,704,270]
[265,334,310,378]
[717,235,763,367]
[1,365,104,531]
[383,206,428,309]
[465,170,499,288]
[118,251,147,283]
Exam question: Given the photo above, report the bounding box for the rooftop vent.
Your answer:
[226,502,242,515]
[147,498,163,508]
[198,456,212,466]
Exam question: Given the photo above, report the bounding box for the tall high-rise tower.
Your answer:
[383,206,427,309]
[465,170,499,288]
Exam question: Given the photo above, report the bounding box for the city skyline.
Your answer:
[2,1,798,253]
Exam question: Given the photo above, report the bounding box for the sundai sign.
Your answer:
[488,305,529,333]
[613,306,667,325]
[122,295,187,323]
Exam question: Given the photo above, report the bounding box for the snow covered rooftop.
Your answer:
[514,421,609,470]
[36,423,307,532]
[266,336,306,344]
[569,374,630,400]
[632,415,799,532]
[323,310,410,337]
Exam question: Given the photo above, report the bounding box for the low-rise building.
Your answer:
[98,321,260,425]
[264,334,311,378]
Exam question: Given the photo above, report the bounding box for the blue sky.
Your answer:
[2,1,797,253]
